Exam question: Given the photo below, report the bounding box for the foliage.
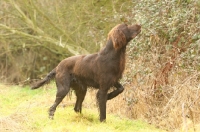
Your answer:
[128,0,200,81]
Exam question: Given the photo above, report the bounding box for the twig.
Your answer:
[182,103,188,132]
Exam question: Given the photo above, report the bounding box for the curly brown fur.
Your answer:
[31,23,141,122]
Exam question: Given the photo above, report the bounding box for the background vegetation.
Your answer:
[0,0,200,131]
[0,0,134,83]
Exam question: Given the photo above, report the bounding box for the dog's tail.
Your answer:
[31,68,56,90]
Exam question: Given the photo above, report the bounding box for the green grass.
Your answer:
[0,84,164,132]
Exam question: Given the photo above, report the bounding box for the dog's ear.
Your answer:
[108,28,126,50]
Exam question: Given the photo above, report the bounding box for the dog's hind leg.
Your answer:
[49,74,70,119]
[107,82,124,100]
[74,85,87,113]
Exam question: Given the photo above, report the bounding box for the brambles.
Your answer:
[122,0,200,131]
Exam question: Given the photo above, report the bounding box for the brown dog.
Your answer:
[31,23,141,122]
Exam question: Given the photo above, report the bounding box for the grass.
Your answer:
[0,84,164,132]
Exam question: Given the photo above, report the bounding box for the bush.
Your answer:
[120,0,200,130]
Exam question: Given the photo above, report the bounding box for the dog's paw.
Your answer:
[49,115,54,120]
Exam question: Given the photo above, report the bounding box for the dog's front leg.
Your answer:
[107,82,124,100]
[96,88,108,122]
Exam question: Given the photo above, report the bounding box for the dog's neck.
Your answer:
[99,39,126,56]
[98,38,126,79]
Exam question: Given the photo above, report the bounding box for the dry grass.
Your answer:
[0,113,29,132]
[104,71,200,131]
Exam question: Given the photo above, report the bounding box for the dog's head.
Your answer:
[108,24,141,50]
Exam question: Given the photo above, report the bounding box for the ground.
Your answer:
[0,84,165,132]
